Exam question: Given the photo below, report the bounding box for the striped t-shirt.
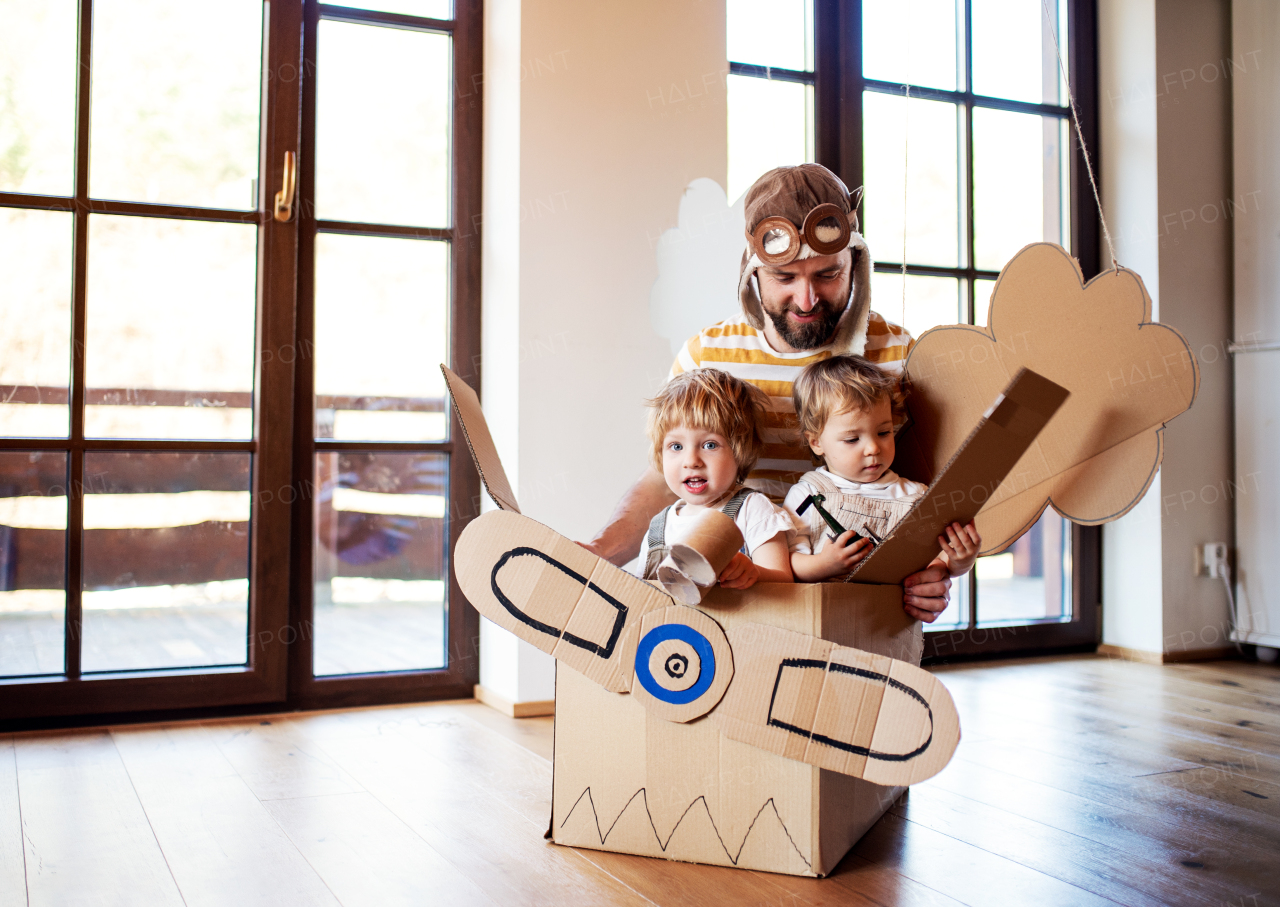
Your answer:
[669,311,914,500]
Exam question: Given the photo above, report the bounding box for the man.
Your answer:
[581,163,952,622]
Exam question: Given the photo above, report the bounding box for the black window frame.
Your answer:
[0,0,484,727]
[731,0,1102,660]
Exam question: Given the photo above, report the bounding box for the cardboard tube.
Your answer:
[656,561,702,605]
[655,509,745,604]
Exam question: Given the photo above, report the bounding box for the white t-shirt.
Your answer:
[783,467,927,555]
[632,491,794,576]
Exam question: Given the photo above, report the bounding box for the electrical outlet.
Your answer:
[1195,543,1228,578]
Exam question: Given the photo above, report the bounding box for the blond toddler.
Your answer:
[785,356,980,584]
[636,369,794,589]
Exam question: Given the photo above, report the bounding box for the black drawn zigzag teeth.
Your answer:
[557,786,812,871]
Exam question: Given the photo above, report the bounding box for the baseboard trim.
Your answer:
[1161,645,1239,663]
[1097,643,1238,665]
[473,684,555,718]
[1097,644,1164,664]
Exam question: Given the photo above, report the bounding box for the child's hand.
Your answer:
[818,531,872,575]
[938,521,981,576]
[718,552,760,590]
[791,531,872,582]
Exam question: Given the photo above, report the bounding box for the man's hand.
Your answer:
[578,467,677,566]
[718,552,761,590]
[902,561,952,623]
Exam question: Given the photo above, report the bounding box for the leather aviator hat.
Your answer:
[737,163,872,354]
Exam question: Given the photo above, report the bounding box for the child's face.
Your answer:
[806,397,895,484]
[660,426,741,506]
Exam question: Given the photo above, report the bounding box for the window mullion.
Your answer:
[247,0,304,692]
[812,0,839,173]
[962,0,978,625]
[843,0,864,232]
[448,0,483,693]
[963,0,975,306]
[64,0,96,680]
[288,0,322,693]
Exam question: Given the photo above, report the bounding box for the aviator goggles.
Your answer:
[745,203,853,266]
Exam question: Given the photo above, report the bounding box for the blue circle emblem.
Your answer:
[634,623,716,705]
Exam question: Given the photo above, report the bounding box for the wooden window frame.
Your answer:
[0,0,299,722]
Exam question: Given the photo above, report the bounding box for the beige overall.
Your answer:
[794,470,921,572]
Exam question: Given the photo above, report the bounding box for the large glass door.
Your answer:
[0,0,481,722]
[0,0,302,718]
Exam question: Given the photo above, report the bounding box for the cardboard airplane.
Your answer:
[444,242,1198,875]
[447,365,1069,786]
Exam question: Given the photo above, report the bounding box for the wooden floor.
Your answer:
[2,654,1278,906]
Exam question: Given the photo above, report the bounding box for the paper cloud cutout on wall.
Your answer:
[649,179,746,357]
[893,242,1199,556]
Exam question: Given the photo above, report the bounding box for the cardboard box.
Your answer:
[552,581,920,877]
[443,364,961,876]
[443,366,975,876]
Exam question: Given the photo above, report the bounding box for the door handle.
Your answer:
[273,151,297,222]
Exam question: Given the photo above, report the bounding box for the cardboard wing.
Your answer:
[891,243,1197,555]
[852,368,1070,584]
[712,623,958,786]
[445,368,961,786]
[454,509,960,785]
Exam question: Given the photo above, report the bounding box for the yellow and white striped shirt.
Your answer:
[669,311,914,500]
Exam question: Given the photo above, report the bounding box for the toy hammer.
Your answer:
[796,493,881,546]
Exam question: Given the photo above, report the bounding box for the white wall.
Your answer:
[1153,0,1235,655]
[1098,0,1164,653]
[1098,0,1236,657]
[479,0,728,702]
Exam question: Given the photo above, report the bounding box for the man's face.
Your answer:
[757,248,852,351]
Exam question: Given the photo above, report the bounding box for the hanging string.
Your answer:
[899,0,912,328]
[1041,0,1118,269]
[901,82,910,328]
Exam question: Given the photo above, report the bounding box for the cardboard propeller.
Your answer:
[444,364,964,786]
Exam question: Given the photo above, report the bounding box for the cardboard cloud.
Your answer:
[893,242,1199,555]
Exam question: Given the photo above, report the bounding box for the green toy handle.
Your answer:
[797,493,874,545]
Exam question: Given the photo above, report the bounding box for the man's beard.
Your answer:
[765,299,844,350]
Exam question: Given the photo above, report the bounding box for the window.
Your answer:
[726,0,815,201]
[0,0,481,720]
[727,0,1100,658]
